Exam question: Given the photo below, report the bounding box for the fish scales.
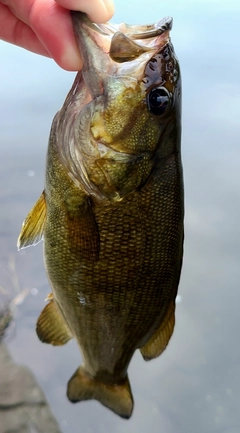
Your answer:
[18,11,183,419]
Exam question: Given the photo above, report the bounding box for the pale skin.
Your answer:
[0,0,115,70]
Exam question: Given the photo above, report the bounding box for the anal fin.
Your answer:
[17,191,46,249]
[140,301,175,361]
[36,299,73,346]
[67,366,133,419]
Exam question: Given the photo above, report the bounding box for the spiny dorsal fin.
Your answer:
[17,191,46,249]
[36,299,73,346]
[67,366,134,419]
[140,302,175,361]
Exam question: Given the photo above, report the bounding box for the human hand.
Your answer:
[0,0,114,70]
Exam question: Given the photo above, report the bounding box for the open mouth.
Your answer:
[71,12,173,98]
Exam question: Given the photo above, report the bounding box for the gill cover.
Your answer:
[54,12,180,202]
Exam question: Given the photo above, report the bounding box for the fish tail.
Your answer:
[67,366,134,419]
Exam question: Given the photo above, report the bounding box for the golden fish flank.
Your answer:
[18,12,183,419]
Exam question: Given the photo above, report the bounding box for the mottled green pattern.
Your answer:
[44,125,183,381]
[19,13,184,417]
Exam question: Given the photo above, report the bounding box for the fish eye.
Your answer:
[147,87,171,115]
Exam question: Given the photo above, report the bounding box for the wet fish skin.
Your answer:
[18,12,183,419]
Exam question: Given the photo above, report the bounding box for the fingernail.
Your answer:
[102,0,115,16]
[59,45,83,71]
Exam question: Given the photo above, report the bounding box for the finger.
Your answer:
[28,0,83,70]
[55,0,115,23]
[0,3,50,57]
[1,0,82,70]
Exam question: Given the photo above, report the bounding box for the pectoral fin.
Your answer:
[17,192,46,249]
[67,366,133,419]
[140,302,175,361]
[36,299,73,346]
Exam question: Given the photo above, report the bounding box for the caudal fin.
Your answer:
[67,366,134,419]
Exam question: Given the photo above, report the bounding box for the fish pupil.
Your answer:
[147,87,170,115]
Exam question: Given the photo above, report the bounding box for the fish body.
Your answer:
[18,12,183,418]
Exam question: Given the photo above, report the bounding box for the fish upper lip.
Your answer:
[71,11,172,39]
[124,17,173,40]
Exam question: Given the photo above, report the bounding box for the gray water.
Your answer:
[0,0,240,432]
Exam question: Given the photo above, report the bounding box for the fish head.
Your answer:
[56,12,181,201]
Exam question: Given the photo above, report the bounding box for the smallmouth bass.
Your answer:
[18,11,183,419]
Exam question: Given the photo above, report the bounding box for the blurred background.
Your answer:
[0,0,240,432]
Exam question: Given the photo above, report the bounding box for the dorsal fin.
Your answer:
[140,302,175,361]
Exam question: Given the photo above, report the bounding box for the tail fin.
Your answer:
[67,366,134,419]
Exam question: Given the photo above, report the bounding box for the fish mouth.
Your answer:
[122,17,173,40]
[58,13,177,202]
[71,11,173,98]
[72,12,172,40]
